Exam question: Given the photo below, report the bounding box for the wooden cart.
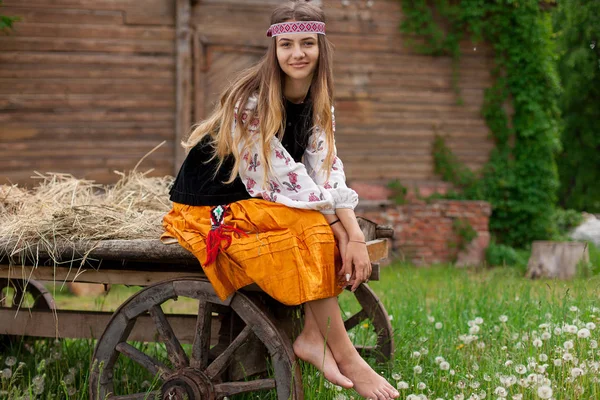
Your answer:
[0,218,394,400]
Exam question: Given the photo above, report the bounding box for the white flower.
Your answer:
[417,382,426,390]
[505,360,513,367]
[477,341,486,349]
[586,322,596,330]
[469,325,481,335]
[554,327,562,335]
[413,365,423,374]
[563,340,574,350]
[407,395,420,400]
[435,322,443,330]
[475,317,484,324]
[537,385,553,399]
[1,369,11,379]
[428,316,435,323]
[571,367,584,378]
[412,351,421,358]
[470,381,481,388]
[440,361,450,371]
[541,331,551,340]
[532,338,543,347]
[515,365,527,374]
[565,324,578,334]
[388,315,394,321]
[577,328,591,339]
[499,315,508,323]
[563,353,574,362]
[569,306,579,312]
[553,359,562,366]
[591,340,598,349]
[457,380,466,389]
[450,369,455,376]
[397,381,409,389]
[512,395,522,400]
[4,357,16,367]
[435,356,445,364]
[494,386,507,397]
[454,394,465,400]
[392,372,401,380]
[539,353,548,362]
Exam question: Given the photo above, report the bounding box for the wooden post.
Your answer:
[526,241,590,280]
[175,0,193,172]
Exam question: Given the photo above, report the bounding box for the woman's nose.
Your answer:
[292,44,305,58]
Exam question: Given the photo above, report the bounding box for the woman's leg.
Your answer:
[305,296,400,400]
[293,304,354,388]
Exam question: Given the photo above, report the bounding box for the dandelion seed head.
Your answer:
[563,340,574,350]
[537,385,552,399]
[392,372,401,380]
[577,328,590,339]
[414,365,423,374]
[515,365,527,374]
[397,381,409,389]
[553,358,562,366]
[586,322,596,330]
[417,382,426,390]
[4,357,16,367]
[499,315,508,323]
[571,367,584,378]
[494,386,507,397]
[532,338,543,347]
[1,368,12,379]
[440,361,450,371]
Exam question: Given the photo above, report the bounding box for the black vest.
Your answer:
[169,97,313,206]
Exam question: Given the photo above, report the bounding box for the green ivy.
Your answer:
[451,218,477,252]
[554,0,600,213]
[0,1,20,33]
[399,0,561,248]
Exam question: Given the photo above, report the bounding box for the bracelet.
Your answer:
[329,219,340,226]
[348,240,366,244]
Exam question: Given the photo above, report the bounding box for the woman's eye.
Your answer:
[304,42,314,46]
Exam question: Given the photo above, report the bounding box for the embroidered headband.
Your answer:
[266,21,326,38]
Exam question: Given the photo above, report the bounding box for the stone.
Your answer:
[570,214,600,247]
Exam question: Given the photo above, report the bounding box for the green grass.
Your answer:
[2,263,600,399]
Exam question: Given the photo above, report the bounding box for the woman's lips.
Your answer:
[290,63,308,68]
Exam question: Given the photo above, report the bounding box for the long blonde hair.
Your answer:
[182,0,336,187]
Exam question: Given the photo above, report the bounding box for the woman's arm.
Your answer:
[336,208,371,291]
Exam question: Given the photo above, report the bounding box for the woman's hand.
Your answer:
[334,209,372,291]
[345,240,371,291]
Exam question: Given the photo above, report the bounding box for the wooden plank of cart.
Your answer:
[0,218,394,400]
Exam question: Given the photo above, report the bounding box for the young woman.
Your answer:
[162,1,399,399]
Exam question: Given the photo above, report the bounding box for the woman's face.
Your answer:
[276,32,319,83]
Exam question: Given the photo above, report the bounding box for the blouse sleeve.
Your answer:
[234,102,337,214]
[303,107,359,210]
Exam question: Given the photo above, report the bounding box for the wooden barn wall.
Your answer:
[0,0,495,190]
[0,0,176,184]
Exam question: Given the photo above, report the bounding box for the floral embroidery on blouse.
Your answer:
[233,96,358,213]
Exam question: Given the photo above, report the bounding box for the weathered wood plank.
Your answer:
[0,308,222,344]
[174,0,193,171]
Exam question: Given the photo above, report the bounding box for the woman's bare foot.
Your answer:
[293,330,354,389]
[337,354,399,400]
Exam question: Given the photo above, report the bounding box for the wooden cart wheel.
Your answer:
[343,283,394,364]
[0,278,56,348]
[0,278,55,310]
[90,278,303,400]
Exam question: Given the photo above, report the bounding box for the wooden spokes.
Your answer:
[91,278,302,400]
[343,283,394,364]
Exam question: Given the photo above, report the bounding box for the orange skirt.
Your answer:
[161,199,344,305]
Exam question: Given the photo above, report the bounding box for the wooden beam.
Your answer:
[175,0,193,172]
[0,308,221,344]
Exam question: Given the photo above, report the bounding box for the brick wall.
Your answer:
[357,200,492,266]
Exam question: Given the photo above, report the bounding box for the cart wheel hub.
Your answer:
[161,368,214,400]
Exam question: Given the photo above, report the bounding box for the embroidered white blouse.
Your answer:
[233,94,359,215]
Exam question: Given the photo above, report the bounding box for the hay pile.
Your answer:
[0,170,173,263]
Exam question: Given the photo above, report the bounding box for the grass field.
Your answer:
[2,262,600,399]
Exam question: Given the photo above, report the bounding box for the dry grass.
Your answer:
[0,144,173,266]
